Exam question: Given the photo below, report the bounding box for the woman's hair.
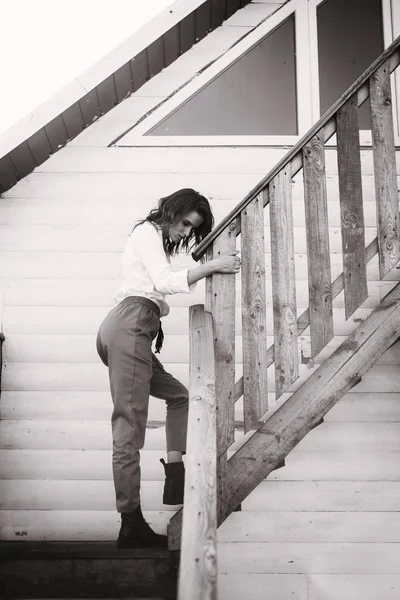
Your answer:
[133,188,214,256]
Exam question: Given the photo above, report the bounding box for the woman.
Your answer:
[96,188,241,549]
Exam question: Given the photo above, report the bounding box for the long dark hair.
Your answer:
[133,188,214,256]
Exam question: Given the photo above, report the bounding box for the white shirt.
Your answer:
[113,221,195,317]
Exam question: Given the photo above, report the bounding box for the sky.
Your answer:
[0,0,174,135]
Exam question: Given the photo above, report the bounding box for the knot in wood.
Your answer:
[384,97,391,106]
[350,213,358,224]
[304,146,313,157]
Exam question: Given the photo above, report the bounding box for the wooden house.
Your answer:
[1,0,400,598]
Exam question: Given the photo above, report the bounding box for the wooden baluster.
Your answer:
[178,305,218,600]
[303,133,334,357]
[241,193,268,431]
[269,170,299,399]
[336,95,368,318]
[205,246,214,311]
[207,223,236,518]
[370,60,400,278]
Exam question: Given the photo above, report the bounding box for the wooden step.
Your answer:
[0,541,177,599]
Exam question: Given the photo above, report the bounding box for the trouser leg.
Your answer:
[150,353,189,453]
[96,302,158,513]
[150,353,188,505]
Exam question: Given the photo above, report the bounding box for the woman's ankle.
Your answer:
[167,450,182,463]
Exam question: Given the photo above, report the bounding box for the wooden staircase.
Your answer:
[172,34,400,598]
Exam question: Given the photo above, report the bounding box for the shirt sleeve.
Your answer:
[131,222,195,295]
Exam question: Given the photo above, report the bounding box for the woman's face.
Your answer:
[168,210,204,242]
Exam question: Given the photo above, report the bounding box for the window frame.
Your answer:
[116,0,312,147]
[309,0,400,146]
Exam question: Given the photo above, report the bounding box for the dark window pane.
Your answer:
[317,0,384,129]
[147,16,297,136]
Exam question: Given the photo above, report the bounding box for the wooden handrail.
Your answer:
[192,34,400,262]
[175,305,218,600]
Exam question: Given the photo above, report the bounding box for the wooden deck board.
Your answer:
[0,542,177,598]
[3,509,400,544]
[217,542,400,574]
[2,390,400,422]
[1,449,400,481]
[1,420,400,452]
[2,479,400,512]
[219,574,400,600]
[1,305,381,337]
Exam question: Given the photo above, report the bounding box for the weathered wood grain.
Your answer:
[3,419,400,452]
[2,448,400,483]
[370,60,400,277]
[336,96,368,318]
[209,224,237,453]
[4,389,400,423]
[303,133,334,357]
[269,171,298,398]
[0,542,177,599]
[223,282,400,522]
[241,193,268,430]
[177,305,217,600]
[217,511,400,542]
[5,477,400,512]
[0,479,178,511]
[218,541,400,574]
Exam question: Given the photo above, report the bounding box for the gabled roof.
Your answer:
[0,0,252,195]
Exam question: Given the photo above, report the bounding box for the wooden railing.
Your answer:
[171,34,400,598]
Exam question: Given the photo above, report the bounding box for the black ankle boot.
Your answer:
[117,505,168,549]
[160,459,185,505]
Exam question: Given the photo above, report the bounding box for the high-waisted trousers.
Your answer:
[96,296,188,512]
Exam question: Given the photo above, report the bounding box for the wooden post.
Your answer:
[370,60,400,278]
[178,305,218,600]
[303,133,334,357]
[209,223,237,518]
[269,170,299,399]
[241,193,268,430]
[336,95,368,318]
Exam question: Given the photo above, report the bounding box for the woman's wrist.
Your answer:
[187,261,215,286]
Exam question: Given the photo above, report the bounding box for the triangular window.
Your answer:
[147,16,297,136]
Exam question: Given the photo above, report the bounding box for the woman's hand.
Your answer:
[187,252,241,286]
[211,252,241,274]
